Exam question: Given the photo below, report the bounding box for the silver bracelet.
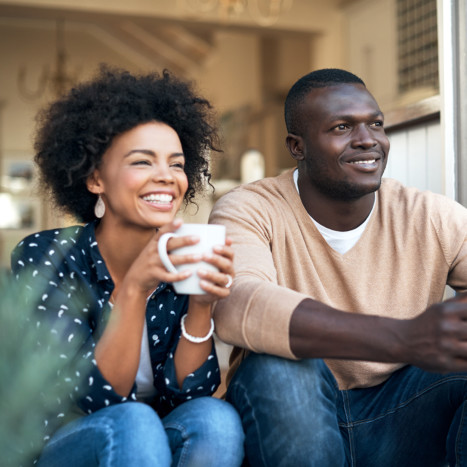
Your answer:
[180,314,215,343]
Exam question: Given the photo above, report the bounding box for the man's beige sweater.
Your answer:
[209,169,467,389]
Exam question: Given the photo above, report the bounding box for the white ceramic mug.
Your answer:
[158,223,226,295]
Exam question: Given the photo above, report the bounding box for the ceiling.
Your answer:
[0,0,351,75]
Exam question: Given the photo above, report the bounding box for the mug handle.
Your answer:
[158,233,178,274]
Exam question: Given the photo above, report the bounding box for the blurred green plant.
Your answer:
[0,269,84,466]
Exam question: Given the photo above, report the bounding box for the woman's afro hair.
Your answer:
[34,65,220,222]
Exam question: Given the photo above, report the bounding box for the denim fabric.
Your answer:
[37,398,244,467]
[163,397,245,466]
[227,353,467,467]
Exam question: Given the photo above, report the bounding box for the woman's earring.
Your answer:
[94,195,105,218]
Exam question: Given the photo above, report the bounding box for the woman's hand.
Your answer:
[121,219,203,297]
[189,237,235,306]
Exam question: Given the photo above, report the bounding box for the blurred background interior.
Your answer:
[1,0,466,382]
[0,0,465,267]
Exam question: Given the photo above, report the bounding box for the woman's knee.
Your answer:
[165,397,243,442]
[110,401,161,428]
[164,397,244,466]
[193,397,244,440]
[198,399,245,466]
[96,403,170,452]
[38,403,172,467]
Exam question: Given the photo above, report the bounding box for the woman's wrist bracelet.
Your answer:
[180,314,214,343]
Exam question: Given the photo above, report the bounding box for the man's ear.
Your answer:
[86,170,103,195]
[285,134,305,161]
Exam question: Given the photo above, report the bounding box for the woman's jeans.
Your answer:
[37,397,244,467]
[226,353,467,467]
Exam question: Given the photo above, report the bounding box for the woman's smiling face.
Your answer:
[88,121,188,230]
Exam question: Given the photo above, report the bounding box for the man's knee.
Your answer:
[226,353,340,442]
[226,355,343,466]
[227,353,336,405]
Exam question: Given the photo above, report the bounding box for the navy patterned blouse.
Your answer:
[11,221,220,444]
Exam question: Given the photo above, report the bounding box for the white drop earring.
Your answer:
[94,195,105,218]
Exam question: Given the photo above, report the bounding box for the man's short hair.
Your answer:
[284,68,365,135]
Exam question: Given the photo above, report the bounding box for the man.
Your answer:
[209,68,467,466]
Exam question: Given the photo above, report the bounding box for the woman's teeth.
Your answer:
[143,194,173,204]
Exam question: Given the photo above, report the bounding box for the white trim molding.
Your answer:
[437,0,467,204]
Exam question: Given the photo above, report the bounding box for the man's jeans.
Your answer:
[227,353,467,466]
[37,397,244,467]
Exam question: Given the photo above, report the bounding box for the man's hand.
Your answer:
[402,292,467,373]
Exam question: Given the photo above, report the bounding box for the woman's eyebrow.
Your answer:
[123,149,155,158]
[123,149,185,158]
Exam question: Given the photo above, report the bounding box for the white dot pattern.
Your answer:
[11,221,220,445]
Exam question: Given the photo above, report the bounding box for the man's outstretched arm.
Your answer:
[290,292,467,373]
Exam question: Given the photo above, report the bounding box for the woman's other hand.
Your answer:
[190,237,234,306]
[121,219,201,297]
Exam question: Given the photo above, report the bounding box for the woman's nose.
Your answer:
[152,164,174,182]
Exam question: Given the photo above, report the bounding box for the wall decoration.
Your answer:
[0,157,40,267]
[1,158,35,194]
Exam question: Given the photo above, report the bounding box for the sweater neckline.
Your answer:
[282,169,379,258]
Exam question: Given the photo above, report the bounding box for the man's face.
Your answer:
[292,83,390,200]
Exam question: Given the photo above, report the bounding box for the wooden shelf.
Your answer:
[384,95,440,133]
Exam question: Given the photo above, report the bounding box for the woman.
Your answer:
[11,67,244,466]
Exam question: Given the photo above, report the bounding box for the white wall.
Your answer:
[385,121,443,194]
